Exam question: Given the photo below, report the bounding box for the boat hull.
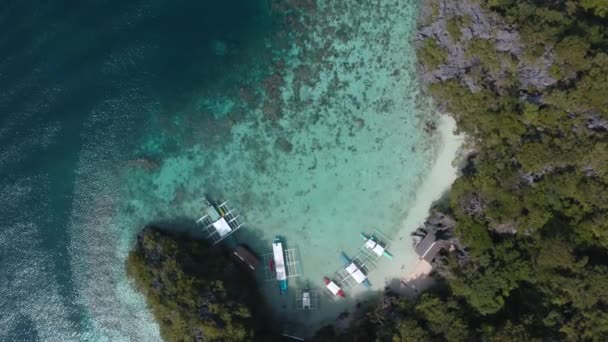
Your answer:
[274,237,288,294]
[279,279,288,294]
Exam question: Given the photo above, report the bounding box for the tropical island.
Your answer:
[127,1,608,341]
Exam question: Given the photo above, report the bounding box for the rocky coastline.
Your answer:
[415,0,556,97]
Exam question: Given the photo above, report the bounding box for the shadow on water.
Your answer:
[134,217,439,341]
[132,219,280,339]
[134,218,319,339]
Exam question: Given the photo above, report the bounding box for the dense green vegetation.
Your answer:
[317,1,608,341]
[126,227,275,341]
[418,39,449,69]
[446,15,472,42]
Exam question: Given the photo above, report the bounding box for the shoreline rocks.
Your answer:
[415,0,556,96]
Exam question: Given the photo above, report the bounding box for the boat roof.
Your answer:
[415,231,436,256]
[372,244,385,255]
[232,246,260,271]
[345,263,367,283]
[421,240,451,262]
[273,242,287,281]
[365,239,386,256]
[212,217,232,237]
[302,292,311,306]
[326,280,341,294]
[206,204,221,221]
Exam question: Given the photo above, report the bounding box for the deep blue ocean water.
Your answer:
[0,1,276,339]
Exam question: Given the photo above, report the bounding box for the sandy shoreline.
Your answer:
[367,114,465,294]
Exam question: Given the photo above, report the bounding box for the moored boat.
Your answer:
[323,277,345,297]
[340,252,372,288]
[302,288,311,309]
[360,232,393,259]
[231,245,260,272]
[272,237,288,294]
[197,197,244,245]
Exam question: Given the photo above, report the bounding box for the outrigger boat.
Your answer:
[196,197,244,245]
[323,277,345,298]
[272,237,288,294]
[360,232,393,259]
[263,239,302,293]
[340,252,372,288]
[302,289,311,309]
[296,283,318,310]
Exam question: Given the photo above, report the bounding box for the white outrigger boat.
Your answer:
[196,197,244,245]
[330,251,377,291]
[263,237,302,295]
[340,252,372,288]
[360,230,393,259]
[273,237,288,294]
[296,284,318,310]
[323,277,345,298]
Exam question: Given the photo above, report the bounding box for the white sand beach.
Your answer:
[366,114,465,292]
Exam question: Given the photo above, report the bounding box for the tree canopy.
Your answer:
[321,1,608,340]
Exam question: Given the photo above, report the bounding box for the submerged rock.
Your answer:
[128,156,160,171]
[353,117,365,130]
[275,137,294,153]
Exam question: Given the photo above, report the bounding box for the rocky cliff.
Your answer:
[416,0,556,100]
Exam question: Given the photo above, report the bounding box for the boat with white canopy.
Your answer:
[360,229,393,259]
[323,277,345,298]
[331,251,377,290]
[263,237,301,294]
[273,238,288,293]
[196,197,244,245]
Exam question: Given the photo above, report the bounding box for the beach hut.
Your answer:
[414,230,451,262]
[196,197,244,245]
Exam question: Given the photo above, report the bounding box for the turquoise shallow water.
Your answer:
[0,0,441,340]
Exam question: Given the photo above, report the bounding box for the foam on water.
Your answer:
[0,177,80,341]
[66,93,162,341]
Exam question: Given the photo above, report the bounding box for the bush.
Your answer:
[126,227,274,342]
[418,39,448,68]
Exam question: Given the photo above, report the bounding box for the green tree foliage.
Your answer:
[126,227,274,342]
[446,15,472,42]
[334,1,608,341]
[425,0,608,339]
[580,0,608,18]
[419,38,448,68]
